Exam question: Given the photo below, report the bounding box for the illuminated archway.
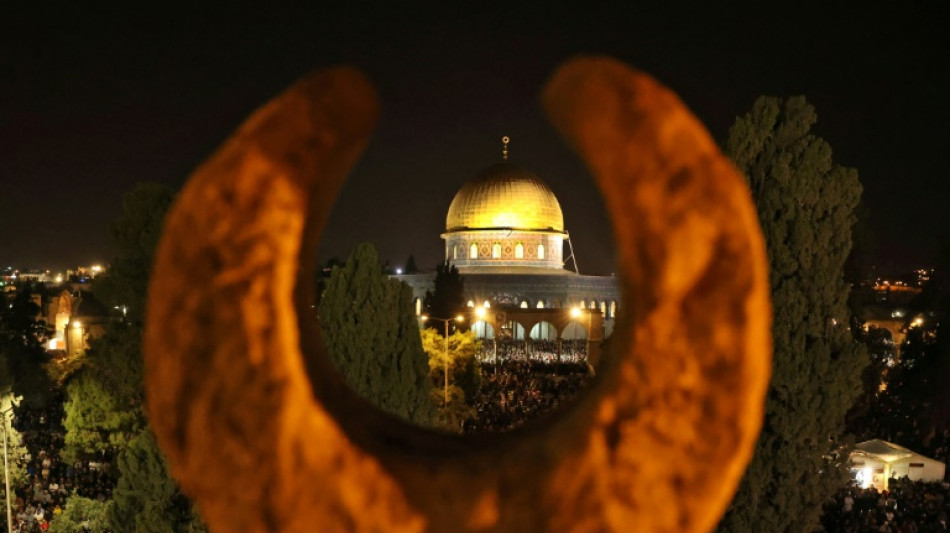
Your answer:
[529,321,558,341]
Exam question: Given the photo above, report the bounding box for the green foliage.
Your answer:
[846,325,896,440]
[0,288,54,407]
[49,496,109,533]
[93,183,174,323]
[0,396,28,506]
[718,96,866,533]
[868,243,950,446]
[107,430,208,533]
[60,182,203,531]
[423,261,466,325]
[62,323,145,459]
[420,328,481,431]
[319,243,437,426]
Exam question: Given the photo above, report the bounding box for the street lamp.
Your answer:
[1,407,12,533]
[421,314,464,407]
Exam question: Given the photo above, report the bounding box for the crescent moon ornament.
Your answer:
[145,57,771,533]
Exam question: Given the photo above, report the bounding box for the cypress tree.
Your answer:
[718,96,866,532]
[423,261,466,331]
[61,183,207,531]
[107,430,207,533]
[319,242,437,426]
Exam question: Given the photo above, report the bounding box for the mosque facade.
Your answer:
[393,139,621,351]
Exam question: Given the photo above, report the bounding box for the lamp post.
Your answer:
[1,407,12,533]
[421,315,464,407]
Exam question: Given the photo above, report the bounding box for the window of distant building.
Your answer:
[538,244,545,259]
[492,243,501,258]
[520,301,528,308]
[536,300,545,309]
[470,243,478,259]
[515,243,524,258]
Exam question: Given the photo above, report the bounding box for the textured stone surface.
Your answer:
[144,57,771,533]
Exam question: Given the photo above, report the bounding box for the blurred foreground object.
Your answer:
[144,57,771,532]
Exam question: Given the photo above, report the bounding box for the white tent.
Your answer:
[850,439,946,490]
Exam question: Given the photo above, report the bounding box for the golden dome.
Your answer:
[446,163,564,232]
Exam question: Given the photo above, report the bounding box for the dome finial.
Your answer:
[502,135,510,161]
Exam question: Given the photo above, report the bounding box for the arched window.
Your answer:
[600,301,607,315]
[515,243,524,259]
[470,243,478,259]
[452,245,458,260]
[414,298,422,316]
[492,243,501,258]
[520,301,528,309]
[538,244,545,259]
[467,300,475,308]
[536,300,545,309]
[590,300,597,309]
[483,300,491,308]
[610,301,617,319]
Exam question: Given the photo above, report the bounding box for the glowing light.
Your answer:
[476,307,486,318]
[395,268,402,275]
[571,307,581,318]
[72,321,82,329]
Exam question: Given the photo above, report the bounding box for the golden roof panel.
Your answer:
[446,163,564,232]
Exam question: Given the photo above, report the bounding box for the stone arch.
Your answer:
[471,320,495,340]
[529,321,558,341]
[502,320,526,341]
[561,320,589,340]
[143,59,771,533]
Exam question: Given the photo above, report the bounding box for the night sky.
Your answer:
[2,4,947,275]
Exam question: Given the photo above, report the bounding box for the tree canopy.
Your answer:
[62,182,207,531]
[423,261,466,331]
[718,96,866,533]
[318,242,437,426]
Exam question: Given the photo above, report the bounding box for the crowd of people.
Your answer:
[5,399,114,533]
[822,478,950,532]
[464,360,592,433]
[478,338,589,364]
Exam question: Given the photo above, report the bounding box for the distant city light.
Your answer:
[395,268,403,275]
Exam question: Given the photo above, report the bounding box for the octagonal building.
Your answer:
[395,142,621,343]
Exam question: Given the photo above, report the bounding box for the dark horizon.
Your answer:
[2,4,948,275]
